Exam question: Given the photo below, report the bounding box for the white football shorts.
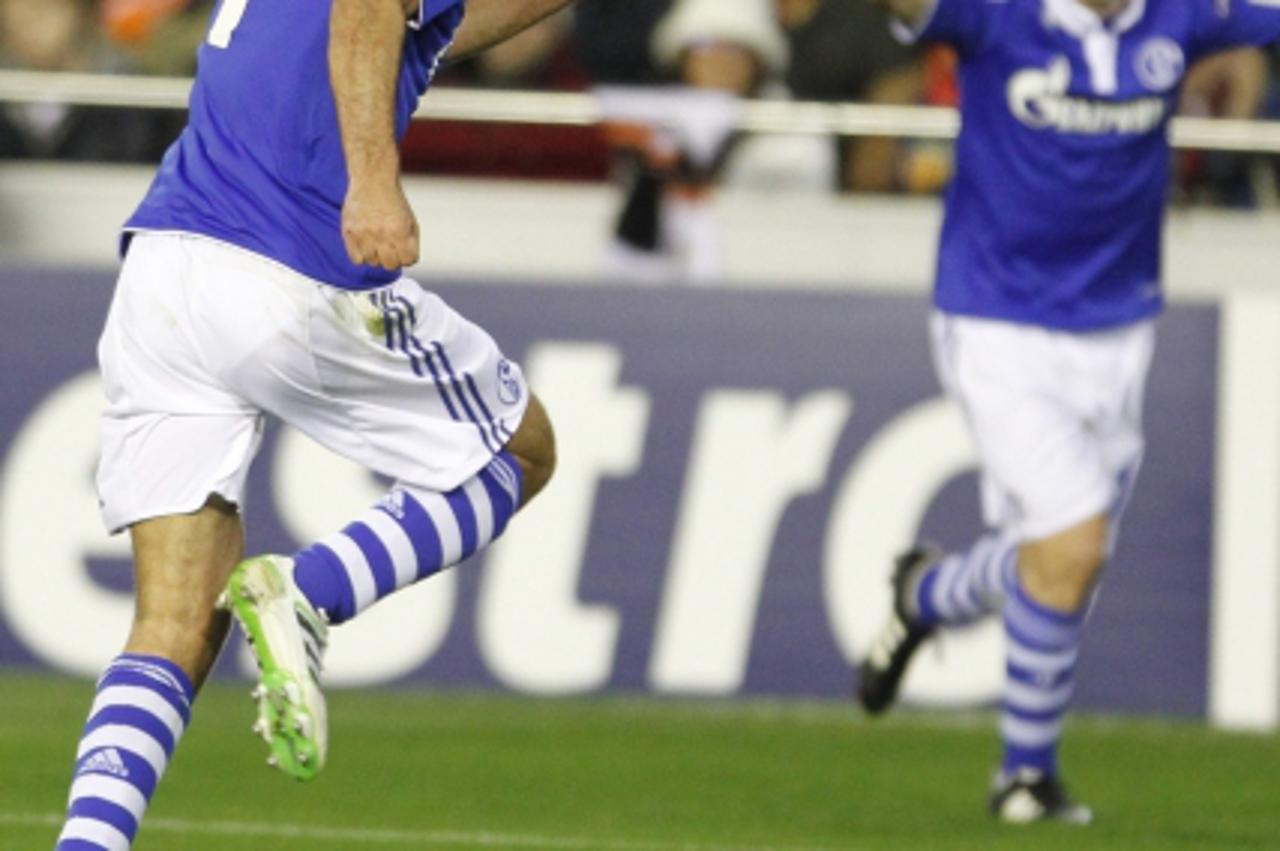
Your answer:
[931,311,1155,543]
[96,232,529,533]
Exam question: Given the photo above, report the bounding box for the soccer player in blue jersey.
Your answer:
[856,0,1280,825]
[54,1,572,848]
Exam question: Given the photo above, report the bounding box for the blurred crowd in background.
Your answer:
[1,0,1278,277]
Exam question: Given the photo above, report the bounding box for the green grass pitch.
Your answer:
[2,672,1277,850]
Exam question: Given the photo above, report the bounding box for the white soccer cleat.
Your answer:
[989,768,1094,825]
[225,555,329,782]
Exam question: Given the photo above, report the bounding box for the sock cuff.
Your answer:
[489,449,524,506]
[293,541,359,625]
[1008,577,1087,628]
[914,567,942,627]
[1002,744,1059,776]
[104,654,196,709]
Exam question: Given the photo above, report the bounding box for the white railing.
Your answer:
[2,69,1280,153]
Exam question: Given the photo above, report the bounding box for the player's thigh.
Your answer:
[1091,320,1155,547]
[98,234,267,533]
[98,412,264,534]
[100,234,263,417]
[244,277,533,495]
[932,314,1114,541]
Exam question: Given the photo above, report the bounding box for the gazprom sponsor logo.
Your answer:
[1008,57,1167,135]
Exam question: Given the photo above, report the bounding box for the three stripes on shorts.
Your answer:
[372,289,514,454]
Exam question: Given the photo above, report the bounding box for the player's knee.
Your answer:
[1056,538,1105,598]
[1019,517,1108,612]
[506,393,556,505]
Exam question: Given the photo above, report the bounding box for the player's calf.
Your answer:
[502,392,556,506]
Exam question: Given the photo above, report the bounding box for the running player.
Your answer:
[54,1,570,848]
[857,0,1280,824]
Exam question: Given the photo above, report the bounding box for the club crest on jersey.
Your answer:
[1007,57,1167,135]
[1134,37,1184,92]
[497,359,522,405]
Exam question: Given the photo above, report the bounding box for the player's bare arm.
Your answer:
[867,0,933,30]
[330,0,420,271]
[449,0,577,62]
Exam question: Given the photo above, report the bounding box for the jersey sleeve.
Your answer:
[891,0,991,56]
[410,0,464,30]
[1194,0,1280,52]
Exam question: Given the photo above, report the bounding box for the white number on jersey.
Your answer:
[208,0,250,49]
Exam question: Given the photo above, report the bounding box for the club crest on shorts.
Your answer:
[497,359,522,405]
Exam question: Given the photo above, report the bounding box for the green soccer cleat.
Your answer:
[225,555,329,782]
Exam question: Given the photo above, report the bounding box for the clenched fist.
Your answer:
[340,179,420,271]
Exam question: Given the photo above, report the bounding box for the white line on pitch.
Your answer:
[0,812,842,851]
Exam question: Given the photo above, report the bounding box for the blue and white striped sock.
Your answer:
[57,654,195,850]
[914,533,1017,627]
[1000,578,1084,776]
[292,450,523,625]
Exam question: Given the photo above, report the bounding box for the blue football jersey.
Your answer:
[902,0,1280,329]
[126,0,465,289]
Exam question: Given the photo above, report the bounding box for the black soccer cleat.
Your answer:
[989,768,1093,825]
[856,546,939,715]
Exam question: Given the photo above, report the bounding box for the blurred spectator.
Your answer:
[1176,47,1272,207]
[597,0,932,282]
[600,0,820,283]
[401,9,604,181]
[101,0,212,76]
[782,0,937,193]
[0,0,182,161]
[573,0,672,86]
[439,8,583,89]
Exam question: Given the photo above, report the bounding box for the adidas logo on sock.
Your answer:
[379,490,408,520]
[79,747,130,779]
